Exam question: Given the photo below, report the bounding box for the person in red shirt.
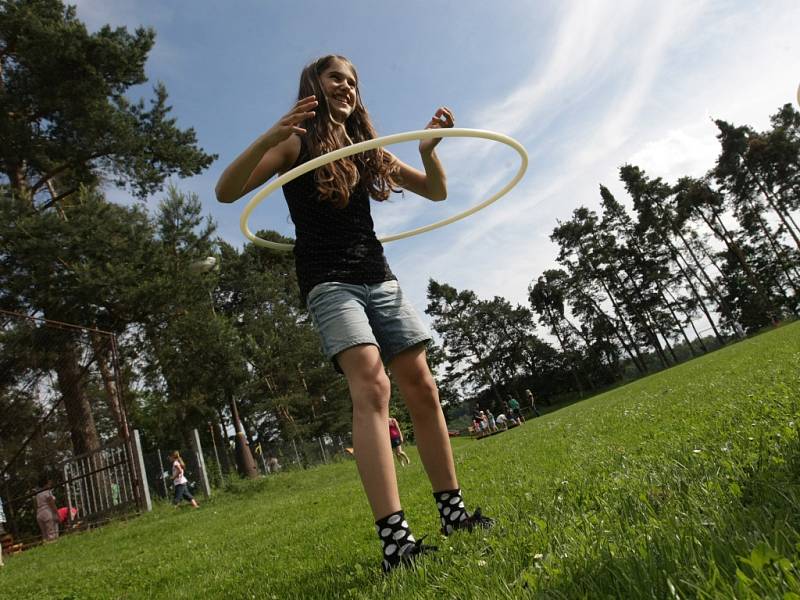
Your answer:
[388,417,410,466]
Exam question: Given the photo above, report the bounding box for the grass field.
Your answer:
[2,323,799,599]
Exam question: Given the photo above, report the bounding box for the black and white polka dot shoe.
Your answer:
[434,489,494,536]
[376,511,438,573]
[440,507,494,536]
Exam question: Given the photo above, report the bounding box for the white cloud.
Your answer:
[627,124,719,182]
[390,0,800,322]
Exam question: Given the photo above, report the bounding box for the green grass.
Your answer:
[3,324,800,599]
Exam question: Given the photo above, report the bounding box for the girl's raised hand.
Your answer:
[266,95,318,144]
[419,106,454,154]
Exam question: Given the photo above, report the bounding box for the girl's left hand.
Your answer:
[419,106,454,154]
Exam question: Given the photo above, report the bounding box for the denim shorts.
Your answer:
[306,280,431,372]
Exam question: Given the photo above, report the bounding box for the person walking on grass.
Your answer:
[217,54,492,573]
[389,417,411,466]
[526,388,541,417]
[170,451,199,509]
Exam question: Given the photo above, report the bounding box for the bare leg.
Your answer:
[338,344,400,520]
[395,446,411,466]
[389,345,458,492]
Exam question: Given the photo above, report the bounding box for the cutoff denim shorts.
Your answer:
[306,280,431,372]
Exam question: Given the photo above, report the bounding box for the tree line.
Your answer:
[430,104,800,408]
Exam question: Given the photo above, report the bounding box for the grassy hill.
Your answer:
[2,323,799,599]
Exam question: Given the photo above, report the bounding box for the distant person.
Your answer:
[479,411,491,433]
[57,506,79,527]
[525,389,541,417]
[486,410,498,432]
[111,480,121,505]
[389,417,411,466]
[495,413,509,430]
[35,476,59,543]
[169,451,199,509]
[501,400,513,424]
[508,396,524,424]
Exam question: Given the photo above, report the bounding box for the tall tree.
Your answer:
[0,0,215,207]
[0,1,215,458]
[619,166,728,345]
[529,271,592,392]
[674,177,782,327]
[0,187,163,454]
[426,280,503,402]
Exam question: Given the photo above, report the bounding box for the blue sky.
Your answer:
[72,0,800,320]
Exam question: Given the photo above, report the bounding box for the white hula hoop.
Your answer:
[240,128,528,251]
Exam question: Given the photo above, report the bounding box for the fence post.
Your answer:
[208,422,225,483]
[291,438,302,466]
[157,449,168,498]
[132,430,152,512]
[190,429,212,498]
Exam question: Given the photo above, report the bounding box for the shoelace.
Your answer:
[464,507,494,530]
[383,536,439,573]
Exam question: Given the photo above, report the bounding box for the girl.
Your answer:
[170,451,199,509]
[217,55,492,572]
[388,417,410,466]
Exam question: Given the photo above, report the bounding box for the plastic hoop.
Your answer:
[240,128,528,251]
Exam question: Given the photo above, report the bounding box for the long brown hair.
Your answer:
[170,451,185,469]
[298,55,401,208]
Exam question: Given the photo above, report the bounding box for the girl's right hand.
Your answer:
[265,95,318,144]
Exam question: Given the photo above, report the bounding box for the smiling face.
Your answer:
[319,57,358,124]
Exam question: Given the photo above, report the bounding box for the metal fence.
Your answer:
[0,310,147,548]
[250,433,353,473]
[2,436,145,547]
[60,439,138,523]
[196,431,354,487]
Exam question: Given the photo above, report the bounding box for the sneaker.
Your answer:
[382,536,438,573]
[440,507,494,536]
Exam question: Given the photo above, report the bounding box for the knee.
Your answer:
[402,371,440,412]
[351,371,391,414]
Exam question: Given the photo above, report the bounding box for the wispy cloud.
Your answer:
[388,0,719,309]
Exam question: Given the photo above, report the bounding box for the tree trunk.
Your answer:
[545,309,585,397]
[658,288,696,356]
[699,208,779,318]
[606,265,671,368]
[744,160,800,251]
[215,408,235,469]
[90,332,125,439]
[55,340,100,456]
[212,418,232,473]
[591,276,648,373]
[227,391,258,479]
[671,233,726,343]
[743,200,800,301]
